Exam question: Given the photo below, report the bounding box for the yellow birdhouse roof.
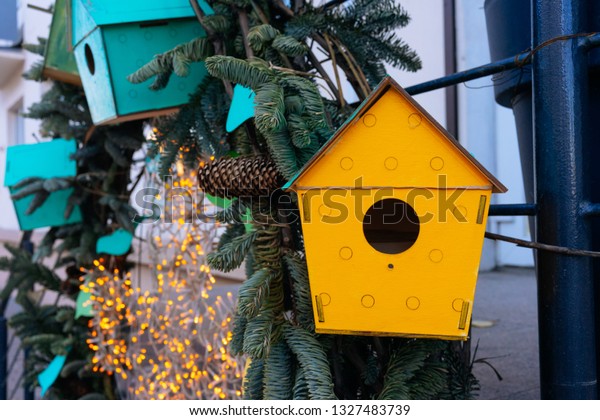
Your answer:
[283,76,507,193]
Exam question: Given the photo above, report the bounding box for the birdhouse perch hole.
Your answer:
[363,198,420,255]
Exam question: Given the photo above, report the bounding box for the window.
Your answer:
[362,198,420,254]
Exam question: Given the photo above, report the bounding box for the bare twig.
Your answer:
[329,35,371,98]
[269,63,325,80]
[251,1,270,24]
[323,33,345,107]
[485,231,600,258]
[237,9,255,59]
[271,0,295,17]
[188,0,233,97]
[306,49,341,102]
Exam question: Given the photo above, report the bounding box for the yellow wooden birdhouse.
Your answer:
[283,76,507,340]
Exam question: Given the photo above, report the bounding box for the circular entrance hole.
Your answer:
[84,44,95,75]
[362,198,420,254]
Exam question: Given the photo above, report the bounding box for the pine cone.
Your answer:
[198,156,285,198]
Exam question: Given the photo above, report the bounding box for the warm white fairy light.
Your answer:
[86,165,245,400]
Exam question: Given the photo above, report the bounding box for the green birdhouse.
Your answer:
[42,0,81,85]
[71,0,212,125]
[4,139,82,231]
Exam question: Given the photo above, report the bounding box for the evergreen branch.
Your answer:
[238,268,275,318]
[282,252,313,330]
[284,324,336,400]
[243,358,265,399]
[263,341,293,399]
[292,363,309,399]
[247,24,280,54]
[207,230,259,272]
[272,35,308,57]
[204,56,274,90]
[377,340,445,400]
[254,82,286,131]
[10,180,45,200]
[230,311,248,355]
[26,190,51,215]
[243,308,276,359]
[127,37,213,86]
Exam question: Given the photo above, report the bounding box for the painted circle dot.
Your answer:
[430,156,445,171]
[136,58,145,67]
[388,263,394,270]
[339,247,353,260]
[384,157,398,170]
[408,113,422,128]
[340,157,354,171]
[363,114,377,127]
[406,296,420,310]
[128,90,138,99]
[318,204,332,217]
[452,298,465,312]
[320,293,331,306]
[118,34,127,43]
[361,295,375,308]
[429,249,443,263]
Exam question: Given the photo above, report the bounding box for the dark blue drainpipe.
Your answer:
[533,0,597,399]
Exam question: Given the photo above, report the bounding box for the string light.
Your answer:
[86,165,245,399]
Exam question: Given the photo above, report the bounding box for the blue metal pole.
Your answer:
[533,0,597,399]
[489,203,537,216]
[405,53,530,95]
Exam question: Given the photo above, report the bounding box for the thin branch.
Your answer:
[269,63,325,80]
[271,0,295,17]
[188,0,233,97]
[237,9,255,59]
[485,231,600,258]
[319,0,353,11]
[329,34,371,98]
[251,1,270,24]
[323,33,345,107]
[306,48,341,102]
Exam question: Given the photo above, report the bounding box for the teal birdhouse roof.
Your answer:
[72,0,213,45]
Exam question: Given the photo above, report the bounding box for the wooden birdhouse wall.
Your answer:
[43,0,80,85]
[286,78,506,340]
[4,139,82,231]
[294,88,492,190]
[72,0,210,125]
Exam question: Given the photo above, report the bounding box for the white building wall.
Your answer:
[456,0,533,267]
[0,1,53,231]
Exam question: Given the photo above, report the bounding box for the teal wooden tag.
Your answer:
[38,353,69,397]
[226,85,256,132]
[96,229,133,256]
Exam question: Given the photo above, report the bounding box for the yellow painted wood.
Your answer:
[286,77,506,340]
[295,88,491,191]
[298,188,491,339]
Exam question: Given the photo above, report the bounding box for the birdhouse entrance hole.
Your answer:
[362,198,420,254]
[84,44,95,75]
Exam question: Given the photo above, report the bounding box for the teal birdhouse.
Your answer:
[4,139,82,231]
[43,0,81,85]
[71,0,212,125]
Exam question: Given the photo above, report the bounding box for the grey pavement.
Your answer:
[471,267,539,399]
